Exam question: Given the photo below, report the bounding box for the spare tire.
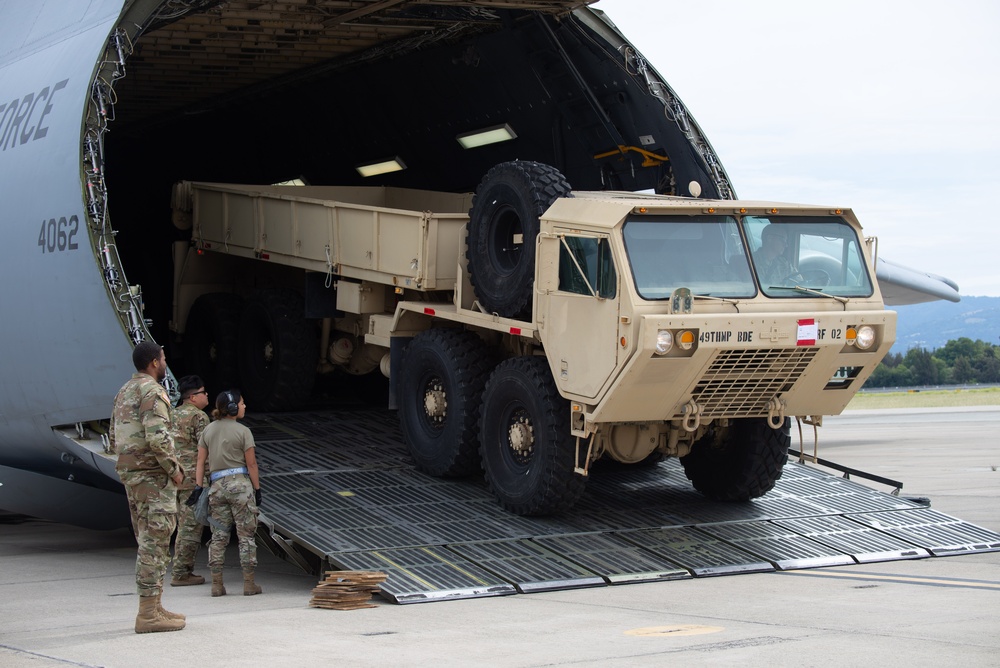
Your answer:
[466,161,572,319]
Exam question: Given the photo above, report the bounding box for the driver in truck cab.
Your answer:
[755,224,801,286]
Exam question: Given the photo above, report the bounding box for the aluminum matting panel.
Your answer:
[619,526,774,576]
[448,540,605,593]
[696,521,856,570]
[247,408,1000,603]
[772,515,930,563]
[848,508,1000,555]
[331,546,516,603]
[532,533,690,583]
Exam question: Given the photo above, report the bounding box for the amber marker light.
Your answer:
[620,336,627,348]
[846,327,857,343]
[769,208,779,214]
[678,330,695,350]
[638,207,648,213]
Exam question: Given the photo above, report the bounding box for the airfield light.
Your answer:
[456,123,517,149]
[356,157,406,177]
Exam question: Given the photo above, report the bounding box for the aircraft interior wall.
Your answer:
[102,8,708,366]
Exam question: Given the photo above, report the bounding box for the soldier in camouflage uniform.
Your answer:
[109,341,186,633]
[191,389,263,596]
[169,375,210,586]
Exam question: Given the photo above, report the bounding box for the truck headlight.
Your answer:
[655,330,673,355]
[847,325,876,350]
[855,325,876,349]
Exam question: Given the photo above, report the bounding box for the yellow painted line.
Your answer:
[625,625,725,638]
[419,547,492,586]
[371,551,438,590]
[781,569,1000,591]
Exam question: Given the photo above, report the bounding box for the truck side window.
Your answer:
[558,236,616,298]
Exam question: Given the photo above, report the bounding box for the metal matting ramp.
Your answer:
[249,408,1000,604]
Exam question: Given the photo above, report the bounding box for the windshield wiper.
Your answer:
[768,285,849,305]
[692,293,741,306]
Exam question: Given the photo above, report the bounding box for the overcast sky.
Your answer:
[597,0,1000,297]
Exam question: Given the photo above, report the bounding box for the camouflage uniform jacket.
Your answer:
[110,372,182,485]
[171,402,209,490]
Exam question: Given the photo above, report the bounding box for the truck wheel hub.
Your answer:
[508,420,533,453]
[423,385,447,420]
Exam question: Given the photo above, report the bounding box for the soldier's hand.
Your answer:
[185,487,203,507]
[172,471,183,486]
[254,488,262,507]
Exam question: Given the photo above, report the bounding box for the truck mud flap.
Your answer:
[249,408,1000,604]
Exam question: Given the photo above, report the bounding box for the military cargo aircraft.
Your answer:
[0,0,960,529]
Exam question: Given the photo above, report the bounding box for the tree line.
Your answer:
[864,338,1000,387]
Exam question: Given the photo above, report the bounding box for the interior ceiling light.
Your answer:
[356,157,406,177]
[456,123,517,149]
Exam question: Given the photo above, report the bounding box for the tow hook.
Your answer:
[681,400,701,432]
[766,397,786,429]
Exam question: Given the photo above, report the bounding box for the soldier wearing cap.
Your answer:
[169,375,210,587]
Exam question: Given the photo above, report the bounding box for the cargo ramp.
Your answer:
[251,407,1000,604]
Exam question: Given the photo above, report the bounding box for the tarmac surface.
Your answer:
[1,406,998,667]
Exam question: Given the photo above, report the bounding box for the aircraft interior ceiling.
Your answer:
[104,0,719,346]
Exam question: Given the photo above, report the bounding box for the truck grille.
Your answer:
[690,348,818,417]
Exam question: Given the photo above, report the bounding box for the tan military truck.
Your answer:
[171,161,896,515]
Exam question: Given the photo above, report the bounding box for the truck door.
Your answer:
[538,233,620,400]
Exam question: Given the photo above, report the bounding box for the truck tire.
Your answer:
[237,289,317,411]
[479,356,586,515]
[182,293,243,397]
[398,328,493,477]
[679,417,790,501]
[466,161,572,319]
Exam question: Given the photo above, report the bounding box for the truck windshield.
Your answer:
[622,215,756,300]
[743,216,874,298]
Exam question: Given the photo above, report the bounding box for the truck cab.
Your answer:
[526,192,894,503]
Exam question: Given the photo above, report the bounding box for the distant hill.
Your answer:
[891,296,1000,353]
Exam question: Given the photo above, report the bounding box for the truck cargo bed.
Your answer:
[183,181,473,290]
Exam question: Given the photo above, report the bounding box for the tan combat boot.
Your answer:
[135,595,185,633]
[211,571,226,597]
[243,569,262,596]
[171,572,206,586]
[155,592,185,622]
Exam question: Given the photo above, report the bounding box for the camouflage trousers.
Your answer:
[124,477,178,597]
[172,489,203,578]
[208,474,258,572]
